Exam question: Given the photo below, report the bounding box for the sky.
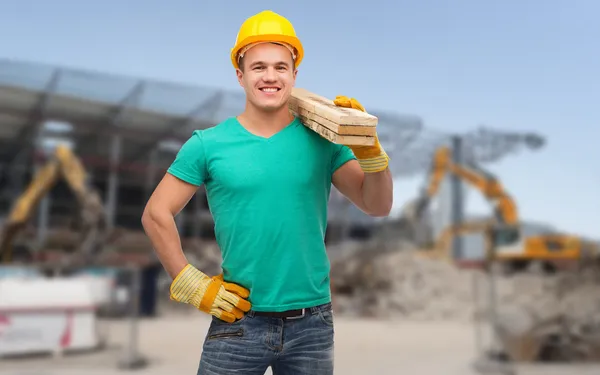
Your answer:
[1,0,598,238]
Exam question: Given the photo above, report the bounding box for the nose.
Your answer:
[263,66,277,82]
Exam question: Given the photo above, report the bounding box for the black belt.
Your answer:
[253,308,308,320]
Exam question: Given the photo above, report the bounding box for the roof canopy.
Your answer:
[0,59,249,172]
[0,59,425,177]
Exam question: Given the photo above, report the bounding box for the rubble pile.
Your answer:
[331,245,600,327]
[331,247,481,320]
[493,265,600,362]
[495,265,600,323]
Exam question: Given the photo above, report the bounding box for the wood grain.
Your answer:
[289,108,375,146]
[289,87,377,145]
[290,88,378,126]
[288,102,376,136]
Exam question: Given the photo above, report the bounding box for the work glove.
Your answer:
[169,264,251,323]
[333,95,390,173]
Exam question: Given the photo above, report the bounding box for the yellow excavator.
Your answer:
[400,146,600,365]
[400,145,598,271]
[0,145,108,264]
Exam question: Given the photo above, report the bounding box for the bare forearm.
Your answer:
[362,167,393,216]
[141,209,189,279]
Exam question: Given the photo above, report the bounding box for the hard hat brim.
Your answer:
[231,34,304,70]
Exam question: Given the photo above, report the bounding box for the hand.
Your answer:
[169,264,251,323]
[333,95,390,173]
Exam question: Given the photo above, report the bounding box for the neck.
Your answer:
[239,102,295,134]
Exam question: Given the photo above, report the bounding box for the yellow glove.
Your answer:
[169,264,251,323]
[333,95,390,173]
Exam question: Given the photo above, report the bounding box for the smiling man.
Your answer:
[141,9,393,375]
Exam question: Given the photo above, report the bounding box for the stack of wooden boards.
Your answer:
[288,87,378,146]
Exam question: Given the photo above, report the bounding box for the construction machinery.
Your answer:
[398,146,517,250]
[0,144,108,265]
[399,145,598,272]
[396,145,600,368]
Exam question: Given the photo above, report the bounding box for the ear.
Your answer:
[236,69,243,87]
[293,69,298,81]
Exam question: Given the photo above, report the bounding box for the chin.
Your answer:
[253,98,284,111]
[259,103,285,112]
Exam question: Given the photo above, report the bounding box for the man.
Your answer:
[141,9,393,375]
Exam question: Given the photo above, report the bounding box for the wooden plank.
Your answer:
[289,107,375,146]
[289,88,378,127]
[289,87,377,145]
[288,102,376,136]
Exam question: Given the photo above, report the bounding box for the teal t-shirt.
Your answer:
[167,116,356,311]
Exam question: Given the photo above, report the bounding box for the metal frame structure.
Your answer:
[0,58,546,236]
[0,58,429,233]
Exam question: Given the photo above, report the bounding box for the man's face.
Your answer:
[236,43,297,112]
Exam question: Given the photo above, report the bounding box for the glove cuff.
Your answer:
[169,264,209,303]
[357,149,390,173]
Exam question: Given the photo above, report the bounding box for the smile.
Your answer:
[260,88,280,92]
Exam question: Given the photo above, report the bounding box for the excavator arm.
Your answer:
[396,147,451,246]
[446,159,521,247]
[447,161,518,226]
[401,145,521,250]
[403,145,596,266]
[0,160,61,262]
[403,146,450,220]
[54,145,107,260]
[0,145,107,264]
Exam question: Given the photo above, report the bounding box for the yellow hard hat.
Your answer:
[231,10,304,70]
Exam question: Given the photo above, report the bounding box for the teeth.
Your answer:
[261,88,278,92]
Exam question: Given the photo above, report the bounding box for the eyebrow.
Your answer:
[249,61,290,68]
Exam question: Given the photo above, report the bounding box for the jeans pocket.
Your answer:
[207,320,245,340]
[318,309,334,327]
[207,314,249,340]
[207,328,244,340]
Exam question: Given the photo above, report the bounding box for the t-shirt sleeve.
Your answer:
[167,130,208,186]
[330,143,356,175]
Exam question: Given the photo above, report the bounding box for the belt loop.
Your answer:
[310,306,319,315]
[285,308,306,320]
[247,310,255,317]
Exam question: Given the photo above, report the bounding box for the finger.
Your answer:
[350,98,365,112]
[218,301,246,319]
[219,291,252,313]
[214,273,251,298]
[234,297,252,312]
[333,96,350,107]
[216,310,236,323]
[222,281,250,298]
[333,96,365,112]
[230,306,245,320]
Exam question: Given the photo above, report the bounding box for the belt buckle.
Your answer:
[286,308,306,320]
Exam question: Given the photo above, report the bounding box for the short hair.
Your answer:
[238,55,246,72]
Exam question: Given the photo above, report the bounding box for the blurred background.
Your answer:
[0,1,599,374]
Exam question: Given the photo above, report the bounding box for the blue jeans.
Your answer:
[197,302,335,375]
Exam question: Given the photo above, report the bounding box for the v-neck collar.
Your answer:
[234,116,299,142]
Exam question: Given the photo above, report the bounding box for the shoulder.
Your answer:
[182,117,238,150]
[192,117,236,140]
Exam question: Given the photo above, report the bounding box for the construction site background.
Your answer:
[1,4,599,374]
[0,79,598,374]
